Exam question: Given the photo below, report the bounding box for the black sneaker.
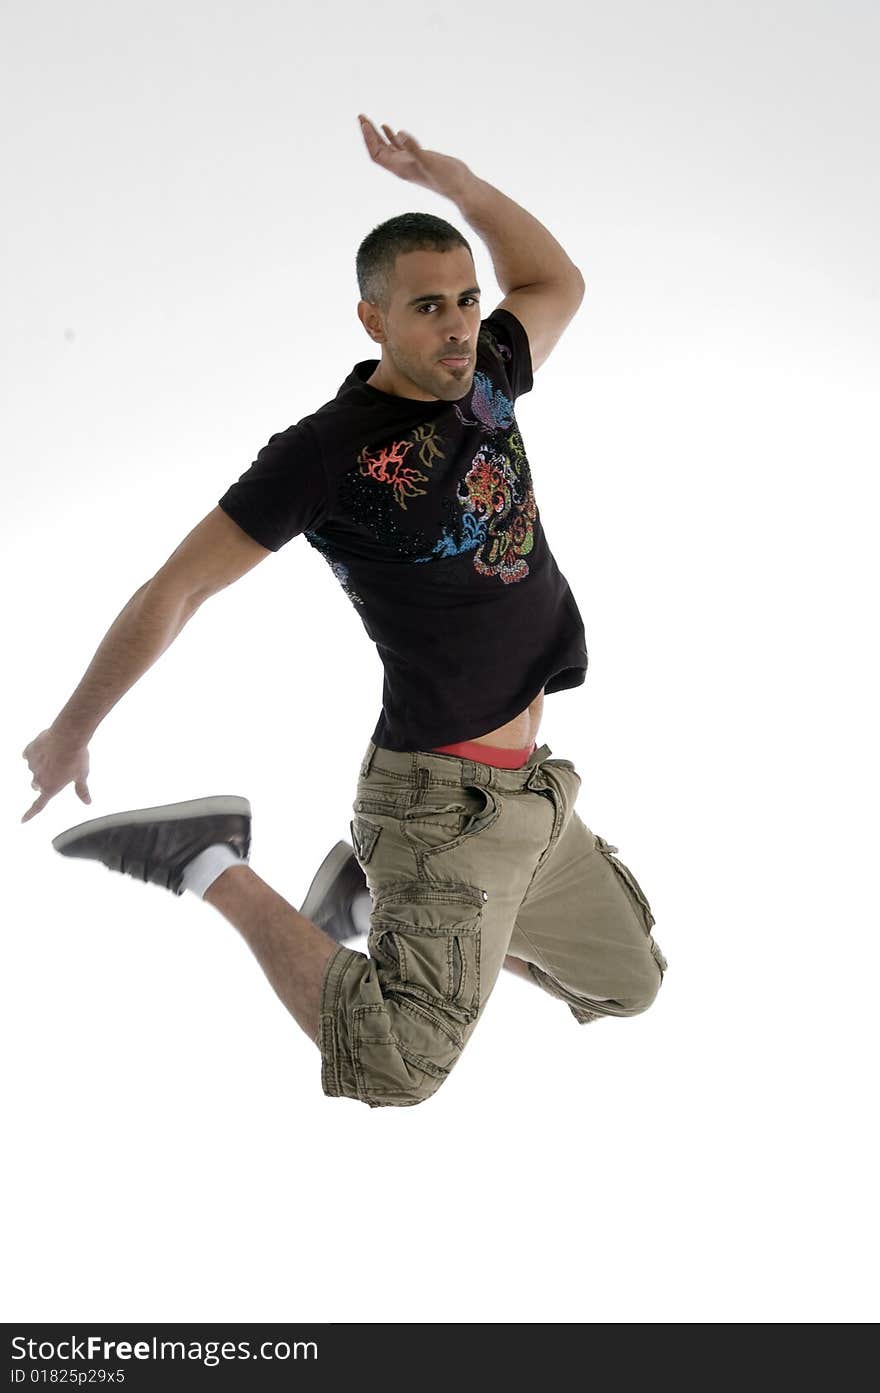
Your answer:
[299,840,368,943]
[52,795,251,896]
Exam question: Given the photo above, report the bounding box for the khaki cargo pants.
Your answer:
[318,739,667,1107]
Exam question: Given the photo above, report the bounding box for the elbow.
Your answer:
[143,569,206,619]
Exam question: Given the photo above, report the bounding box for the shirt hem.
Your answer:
[370,662,587,752]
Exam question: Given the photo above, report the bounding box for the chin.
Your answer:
[436,365,472,388]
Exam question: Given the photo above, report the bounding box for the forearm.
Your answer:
[452,171,584,293]
[51,578,202,744]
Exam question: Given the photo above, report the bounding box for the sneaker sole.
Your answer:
[52,795,251,853]
[299,840,359,921]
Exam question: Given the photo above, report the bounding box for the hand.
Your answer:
[357,115,473,200]
[21,727,92,823]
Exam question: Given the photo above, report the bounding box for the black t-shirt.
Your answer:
[218,307,588,750]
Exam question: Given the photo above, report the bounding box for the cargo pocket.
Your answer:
[368,878,486,1023]
[593,833,668,976]
[350,1001,461,1108]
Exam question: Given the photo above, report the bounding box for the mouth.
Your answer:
[439,356,470,369]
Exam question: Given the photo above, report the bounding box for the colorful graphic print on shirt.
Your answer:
[306,360,537,593]
[479,322,514,378]
[356,419,445,511]
[303,533,365,607]
[457,370,516,436]
[445,426,536,584]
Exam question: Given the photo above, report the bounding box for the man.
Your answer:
[22,116,667,1107]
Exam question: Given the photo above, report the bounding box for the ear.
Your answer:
[357,301,385,344]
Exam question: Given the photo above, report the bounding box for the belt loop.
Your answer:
[471,760,491,787]
[461,758,476,786]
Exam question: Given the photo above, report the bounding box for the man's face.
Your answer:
[359,246,481,402]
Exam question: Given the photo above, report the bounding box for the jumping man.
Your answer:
[22,117,667,1107]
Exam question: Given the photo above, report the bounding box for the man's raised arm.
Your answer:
[21,507,270,823]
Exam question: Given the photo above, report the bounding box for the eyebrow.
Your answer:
[406,287,482,307]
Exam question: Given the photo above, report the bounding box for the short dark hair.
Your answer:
[356,212,473,315]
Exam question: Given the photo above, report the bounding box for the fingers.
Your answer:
[357,113,377,146]
[21,777,90,821]
[358,115,414,158]
[19,729,90,823]
[381,124,416,151]
[22,792,50,824]
[358,116,384,160]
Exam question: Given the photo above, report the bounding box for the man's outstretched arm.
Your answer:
[21,507,270,822]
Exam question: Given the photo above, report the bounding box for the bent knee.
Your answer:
[620,942,667,1015]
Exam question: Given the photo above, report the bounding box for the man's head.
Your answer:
[356,212,480,402]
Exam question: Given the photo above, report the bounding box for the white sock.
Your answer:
[350,888,372,934]
[181,843,248,898]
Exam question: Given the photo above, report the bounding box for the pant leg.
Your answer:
[507,767,667,1023]
[318,755,555,1107]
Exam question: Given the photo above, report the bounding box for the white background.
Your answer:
[3,0,878,1324]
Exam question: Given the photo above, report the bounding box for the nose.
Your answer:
[445,310,472,349]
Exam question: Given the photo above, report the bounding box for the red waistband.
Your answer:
[430,738,537,770]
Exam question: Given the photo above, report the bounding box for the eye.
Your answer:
[418,297,479,314]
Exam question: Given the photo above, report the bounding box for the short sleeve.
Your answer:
[478,307,534,400]
[218,420,329,552]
